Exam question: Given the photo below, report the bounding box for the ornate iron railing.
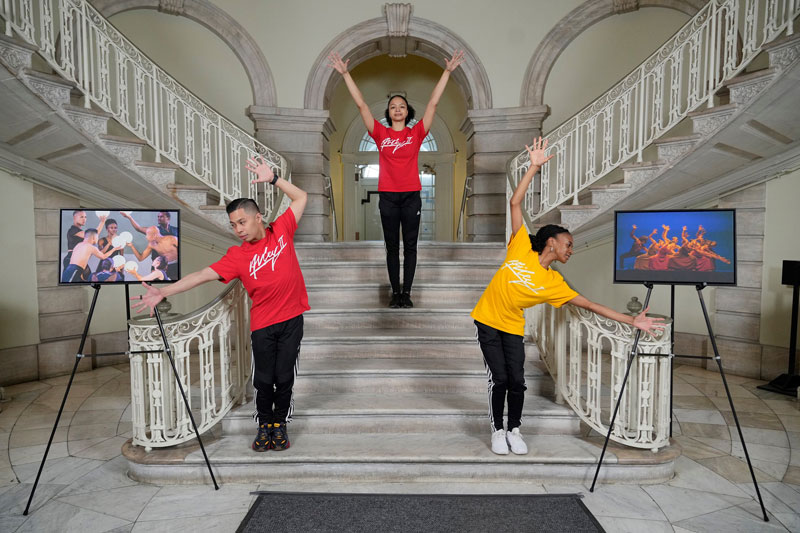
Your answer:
[509,0,799,225]
[0,0,289,219]
[456,175,471,241]
[128,281,251,450]
[530,302,672,451]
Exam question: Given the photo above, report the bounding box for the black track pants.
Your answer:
[250,314,303,424]
[474,320,527,431]
[379,191,422,294]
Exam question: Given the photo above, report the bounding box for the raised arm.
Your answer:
[131,267,220,316]
[568,294,664,334]
[328,52,374,134]
[247,156,308,223]
[509,137,553,237]
[121,212,147,235]
[91,244,123,261]
[422,50,465,132]
[126,241,150,262]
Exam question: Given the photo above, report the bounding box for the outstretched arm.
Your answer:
[247,156,308,223]
[91,244,123,261]
[327,52,374,134]
[568,294,664,334]
[126,241,150,262]
[121,212,147,235]
[422,50,465,132]
[131,267,220,316]
[509,137,553,237]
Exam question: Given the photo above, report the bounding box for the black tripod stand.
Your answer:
[589,283,768,522]
[24,284,218,516]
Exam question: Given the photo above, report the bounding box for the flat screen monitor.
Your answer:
[58,209,180,285]
[614,209,736,285]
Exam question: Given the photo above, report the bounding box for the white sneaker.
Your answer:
[506,427,528,455]
[491,428,509,455]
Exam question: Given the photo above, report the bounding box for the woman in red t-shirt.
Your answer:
[329,50,465,308]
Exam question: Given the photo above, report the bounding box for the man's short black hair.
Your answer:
[73,209,85,216]
[84,228,98,239]
[226,198,261,215]
[159,211,171,219]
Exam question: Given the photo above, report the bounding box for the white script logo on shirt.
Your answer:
[380,136,414,154]
[503,260,545,294]
[249,235,286,280]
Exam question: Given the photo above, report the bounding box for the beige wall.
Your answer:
[761,169,800,347]
[556,236,714,337]
[544,8,689,130]
[0,171,40,349]
[87,237,226,335]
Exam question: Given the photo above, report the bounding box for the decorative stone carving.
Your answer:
[101,140,143,168]
[729,78,772,105]
[0,38,34,73]
[158,0,185,15]
[384,3,412,36]
[767,39,800,70]
[656,140,695,162]
[65,110,109,139]
[135,164,177,190]
[383,3,413,57]
[25,77,71,108]
[691,110,734,137]
[613,0,639,14]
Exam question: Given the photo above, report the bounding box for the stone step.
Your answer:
[124,433,677,484]
[300,329,538,360]
[296,242,506,263]
[621,159,666,189]
[303,307,474,331]
[290,358,553,395]
[300,261,498,283]
[653,134,701,162]
[588,183,631,209]
[306,283,486,308]
[725,68,777,105]
[557,204,599,230]
[223,392,580,436]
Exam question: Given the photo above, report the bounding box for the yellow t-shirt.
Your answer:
[471,228,579,336]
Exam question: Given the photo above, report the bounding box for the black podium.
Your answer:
[758,260,800,396]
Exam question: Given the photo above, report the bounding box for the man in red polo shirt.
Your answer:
[132,155,308,452]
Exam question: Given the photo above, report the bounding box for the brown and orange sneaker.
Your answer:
[271,422,290,450]
[252,422,272,452]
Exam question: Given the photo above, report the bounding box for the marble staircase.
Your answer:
[123,242,679,485]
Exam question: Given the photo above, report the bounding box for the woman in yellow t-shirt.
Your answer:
[471,137,664,456]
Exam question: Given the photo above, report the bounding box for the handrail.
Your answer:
[508,0,799,230]
[324,174,338,242]
[530,302,672,451]
[0,0,290,220]
[456,175,471,241]
[127,280,251,449]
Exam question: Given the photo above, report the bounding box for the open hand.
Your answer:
[632,306,666,334]
[525,137,554,168]
[445,50,465,72]
[327,52,349,74]
[246,155,275,184]
[130,282,164,317]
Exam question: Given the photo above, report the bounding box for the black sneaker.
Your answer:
[400,292,413,308]
[271,422,290,450]
[389,292,402,308]
[252,422,272,452]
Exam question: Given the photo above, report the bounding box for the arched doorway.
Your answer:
[340,101,455,242]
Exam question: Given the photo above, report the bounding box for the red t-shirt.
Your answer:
[209,209,309,331]
[369,119,427,192]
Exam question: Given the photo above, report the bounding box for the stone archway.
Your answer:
[303,12,492,111]
[92,0,277,108]
[519,0,705,108]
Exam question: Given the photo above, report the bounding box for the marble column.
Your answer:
[459,106,549,242]
[248,106,335,242]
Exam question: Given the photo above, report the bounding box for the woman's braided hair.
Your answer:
[529,224,570,253]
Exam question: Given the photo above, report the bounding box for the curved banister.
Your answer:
[127,280,251,449]
[507,0,799,229]
[1,0,290,221]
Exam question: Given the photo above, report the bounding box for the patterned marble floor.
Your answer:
[1,363,799,532]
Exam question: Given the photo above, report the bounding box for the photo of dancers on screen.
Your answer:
[58,209,179,285]
[614,210,736,285]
